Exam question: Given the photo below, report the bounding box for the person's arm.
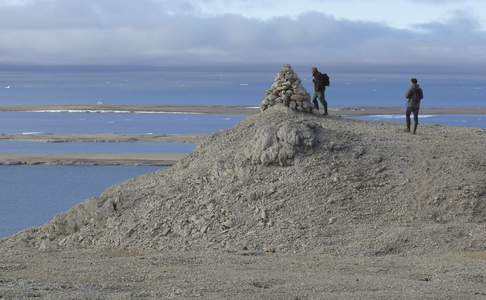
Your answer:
[313,75,321,91]
[405,88,413,99]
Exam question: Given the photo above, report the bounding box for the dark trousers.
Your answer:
[406,106,420,130]
[312,90,327,113]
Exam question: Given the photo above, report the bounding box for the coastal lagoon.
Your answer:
[1,109,485,242]
[0,165,161,238]
[0,111,231,239]
[0,111,245,135]
[353,114,486,129]
[0,140,195,155]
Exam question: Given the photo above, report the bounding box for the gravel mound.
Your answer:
[4,106,486,256]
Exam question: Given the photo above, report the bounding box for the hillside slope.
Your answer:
[4,106,486,256]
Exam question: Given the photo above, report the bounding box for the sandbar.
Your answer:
[0,153,185,166]
[1,104,486,116]
[0,104,258,115]
[0,133,205,144]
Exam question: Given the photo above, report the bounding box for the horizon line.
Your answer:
[1,63,486,75]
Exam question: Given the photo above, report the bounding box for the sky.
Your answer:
[1,0,486,70]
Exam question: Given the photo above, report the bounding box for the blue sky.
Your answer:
[0,0,485,69]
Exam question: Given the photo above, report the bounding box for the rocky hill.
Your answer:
[4,103,486,256]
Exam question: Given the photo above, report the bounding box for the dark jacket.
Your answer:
[312,71,325,92]
[406,84,423,108]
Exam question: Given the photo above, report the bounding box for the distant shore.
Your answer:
[0,153,185,166]
[1,104,486,115]
[1,104,485,166]
[0,133,205,144]
[334,106,486,116]
[0,105,258,115]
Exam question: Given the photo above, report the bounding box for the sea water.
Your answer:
[0,68,485,107]
[1,67,485,240]
[0,140,195,154]
[0,112,223,237]
[0,111,245,135]
[0,165,161,238]
[353,114,486,129]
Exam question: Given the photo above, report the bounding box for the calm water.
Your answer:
[1,68,485,107]
[0,111,245,135]
[0,165,161,238]
[1,67,485,240]
[353,114,486,128]
[0,141,195,154]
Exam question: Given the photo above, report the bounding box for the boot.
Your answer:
[406,119,411,132]
[323,104,328,116]
[413,123,418,135]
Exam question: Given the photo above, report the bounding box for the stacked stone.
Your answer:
[260,64,313,113]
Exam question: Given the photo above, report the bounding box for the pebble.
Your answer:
[260,209,267,220]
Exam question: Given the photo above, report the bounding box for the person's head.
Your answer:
[411,78,418,85]
[312,66,318,75]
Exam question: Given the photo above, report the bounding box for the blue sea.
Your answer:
[0,68,485,107]
[0,111,244,135]
[1,67,485,239]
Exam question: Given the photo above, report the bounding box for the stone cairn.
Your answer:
[260,64,314,113]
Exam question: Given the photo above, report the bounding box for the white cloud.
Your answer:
[0,0,485,68]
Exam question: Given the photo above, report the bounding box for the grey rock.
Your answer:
[260,209,267,220]
[260,64,313,113]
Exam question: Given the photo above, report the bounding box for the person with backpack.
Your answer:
[405,78,424,134]
[311,67,330,115]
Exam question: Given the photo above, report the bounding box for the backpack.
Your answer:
[411,88,423,104]
[320,73,330,87]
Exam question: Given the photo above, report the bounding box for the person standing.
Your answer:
[405,78,424,134]
[311,67,329,115]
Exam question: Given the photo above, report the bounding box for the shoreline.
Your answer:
[0,105,258,115]
[0,133,206,144]
[1,105,485,167]
[0,153,185,166]
[2,106,486,299]
[335,106,486,116]
[1,104,486,115]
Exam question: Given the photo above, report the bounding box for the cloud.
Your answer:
[0,0,485,67]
